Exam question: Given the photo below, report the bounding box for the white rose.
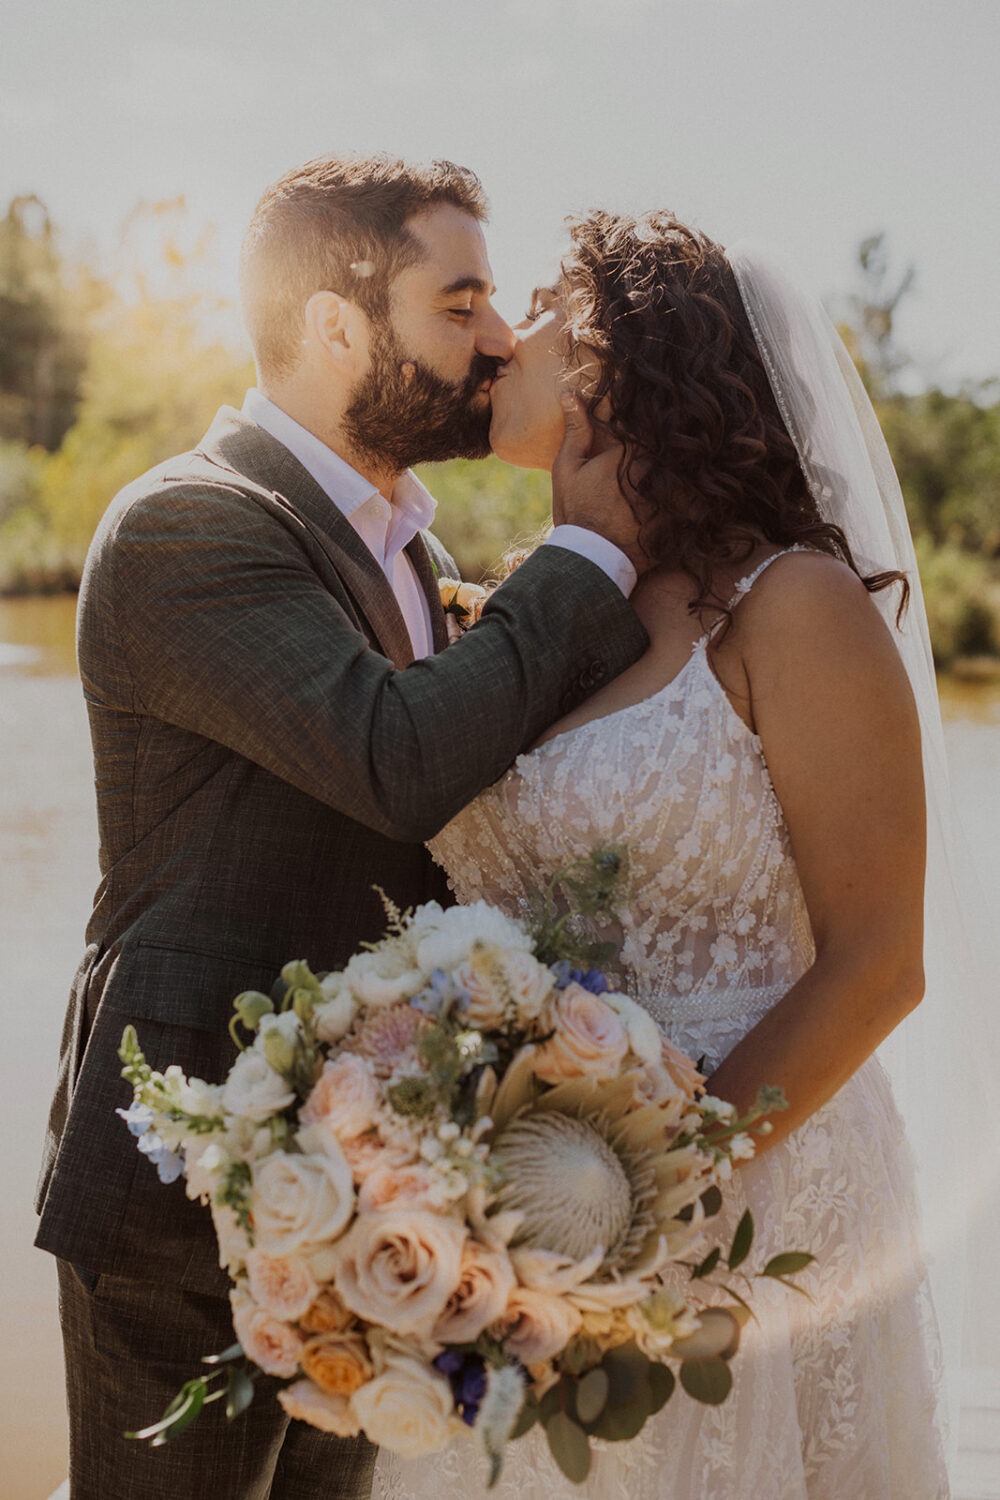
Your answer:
[315,988,358,1043]
[329,1209,466,1337]
[351,1354,456,1458]
[251,1147,355,1256]
[604,992,663,1067]
[230,1285,303,1378]
[279,1378,361,1437]
[222,1049,295,1123]
[341,947,426,1010]
[410,902,533,975]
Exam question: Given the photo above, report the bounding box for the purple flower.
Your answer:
[550,961,610,995]
[434,1350,488,1426]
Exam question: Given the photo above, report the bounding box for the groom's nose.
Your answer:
[476,304,516,363]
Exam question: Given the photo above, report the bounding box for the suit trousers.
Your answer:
[57,1260,376,1500]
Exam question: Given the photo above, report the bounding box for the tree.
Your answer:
[0,195,91,449]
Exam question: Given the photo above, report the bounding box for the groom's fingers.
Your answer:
[551,393,593,525]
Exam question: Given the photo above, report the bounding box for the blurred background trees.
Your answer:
[0,202,997,669]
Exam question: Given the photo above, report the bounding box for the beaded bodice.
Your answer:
[428,551,816,1069]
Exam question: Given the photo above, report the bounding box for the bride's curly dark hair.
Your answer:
[559,210,908,629]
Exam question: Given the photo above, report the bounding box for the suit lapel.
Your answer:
[197,408,416,668]
[406,532,450,654]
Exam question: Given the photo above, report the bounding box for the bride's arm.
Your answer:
[705,551,926,1154]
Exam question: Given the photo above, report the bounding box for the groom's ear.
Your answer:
[302,290,367,371]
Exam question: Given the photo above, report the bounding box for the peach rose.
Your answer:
[432,1239,517,1344]
[301,1332,373,1396]
[439,578,490,631]
[300,1286,355,1335]
[350,1354,456,1457]
[490,1286,583,1365]
[230,1286,303,1378]
[245,1250,317,1322]
[278,1378,360,1437]
[330,1209,466,1338]
[301,1054,380,1145]
[659,1035,706,1098]
[339,1129,418,1183]
[357,1162,439,1214]
[250,1146,355,1256]
[533,984,630,1083]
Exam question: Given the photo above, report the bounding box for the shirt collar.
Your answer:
[241,388,436,539]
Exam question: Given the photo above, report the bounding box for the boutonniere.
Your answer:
[438,578,491,643]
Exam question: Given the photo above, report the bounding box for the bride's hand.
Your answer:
[551,394,652,575]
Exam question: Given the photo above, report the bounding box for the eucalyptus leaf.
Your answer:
[539,1376,573,1425]
[647,1362,676,1415]
[700,1184,723,1218]
[201,1343,244,1366]
[575,1368,609,1425]
[761,1252,815,1278]
[546,1412,592,1483]
[727,1209,754,1270]
[691,1246,721,1279]
[679,1358,733,1405]
[509,1392,540,1440]
[226,1366,256,1421]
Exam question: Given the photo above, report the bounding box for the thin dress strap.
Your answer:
[705,545,810,640]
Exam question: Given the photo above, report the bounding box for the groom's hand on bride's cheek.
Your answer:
[552,393,652,574]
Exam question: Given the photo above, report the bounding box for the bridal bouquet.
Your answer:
[118,851,808,1484]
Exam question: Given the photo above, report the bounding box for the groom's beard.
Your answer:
[344,325,499,472]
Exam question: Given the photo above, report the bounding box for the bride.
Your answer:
[375,211,950,1499]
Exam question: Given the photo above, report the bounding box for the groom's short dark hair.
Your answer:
[240,154,489,379]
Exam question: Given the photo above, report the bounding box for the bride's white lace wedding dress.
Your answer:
[373,551,949,1500]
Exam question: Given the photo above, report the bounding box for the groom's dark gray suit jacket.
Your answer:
[34,408,647,1296]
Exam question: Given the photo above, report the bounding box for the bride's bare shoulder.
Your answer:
[737,548,909,688]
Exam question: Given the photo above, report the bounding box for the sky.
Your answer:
[2,0,998,386]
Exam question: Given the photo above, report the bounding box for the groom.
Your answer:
[34,155,648,1499]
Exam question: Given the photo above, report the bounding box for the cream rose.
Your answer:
[230,1286,303,1378]
[250,1147,355,1256]
[330,1209,466,1337]
[278,1378,361,1437]
[350,1354,456,1458]
[301,1331,373,1396]
[245,1249,317,1322]
[533,984,630,1083]
[431,1239,517,1344]
[489,1287,583,1365]
[221,1049,295,1123]
[454,946,554,1031]
[301,1054,380,1145]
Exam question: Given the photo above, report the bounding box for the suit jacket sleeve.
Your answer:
[85,480,648,842]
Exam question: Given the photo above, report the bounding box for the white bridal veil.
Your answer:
[728,243,1000,1456]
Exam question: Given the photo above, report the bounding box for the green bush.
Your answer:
[914,536,999,666]
[418,457,552,580]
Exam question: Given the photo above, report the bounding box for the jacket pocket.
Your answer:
[100,938,285,1035]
